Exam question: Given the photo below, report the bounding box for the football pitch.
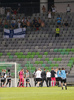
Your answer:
[0,87,74,100]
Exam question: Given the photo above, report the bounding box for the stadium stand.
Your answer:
[0,11,74,84]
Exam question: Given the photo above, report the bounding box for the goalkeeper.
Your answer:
[19,69,24,87]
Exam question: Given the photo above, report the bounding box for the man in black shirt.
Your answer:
[1,69,4,87]
[21,21,27,28]
[51,67,56,86]
[33,69,37,86]
[34,20,40,31]
[1,69,7,87]
[41,68,47,87]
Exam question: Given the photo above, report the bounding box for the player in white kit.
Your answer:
[35,68,42,87]
[46,70,51,87]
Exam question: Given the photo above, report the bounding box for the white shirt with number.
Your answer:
[35,70,42,78]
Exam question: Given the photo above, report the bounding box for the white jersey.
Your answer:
[48,12,51,18]
[52,7,56,12]
[35,70,42,78]
[4,73,7,78]
[7,12,10,16]
[11,19,16,24]
[67,7,70,12]
[55,71,58,78]
[17,19,20,22]
[46,72,51,78]
[18,22,21,28]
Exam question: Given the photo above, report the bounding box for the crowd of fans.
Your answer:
[0,4,71,33]
[0,7,45,31]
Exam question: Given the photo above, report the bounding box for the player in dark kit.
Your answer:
[33,69,37,86]
[1,69,5,87]
[6,69,11,87]
[26,70,31,87]
[3,69,7,87]
[41,68,47,87]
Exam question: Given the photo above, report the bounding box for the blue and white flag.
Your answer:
[4,28,26,38]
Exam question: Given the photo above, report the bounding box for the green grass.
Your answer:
[0,87,74,100]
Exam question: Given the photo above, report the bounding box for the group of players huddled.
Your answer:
[34,67,68,90]
[0,69,11,87]
[0,67,68,90]
[17,69,31,87]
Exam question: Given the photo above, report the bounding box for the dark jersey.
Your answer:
[35,22,40,28]
[64,23,68,26]
[7,72,11,79]
[33,71,36,78]
[41,71,46,78]
[1,72,4,78]
[4,72,6,78]
[51,70,56,77]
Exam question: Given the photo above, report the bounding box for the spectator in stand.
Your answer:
[31,21,36,31]
[41,21,45,30]
[42,5,46,14]
[38,17,42,26]
[55,26,60,37]
[11,21,16,29]
[26,20,31,31]
[6,10,11,20]
[48,9,51,19]
[22,17,26,23]
[11,19,16,24]
[4,20,9,29]
[17,21,21,28]
[66,4,71,12]
[12,13,16,19]
[33,17,37,25]
[21,21,27,28]
[64,21,69,27]
[35,20,40,31]
[51,5,56,16]
[28,17,31,23]
[32,17,37,30]
[11,19,16,29]
[0,19,2,27]
[12,8,19,15]
[57,15,62,26]
[17,17,21,22]
[11,8,19,19]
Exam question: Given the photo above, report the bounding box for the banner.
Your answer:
[4,28,26,38]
